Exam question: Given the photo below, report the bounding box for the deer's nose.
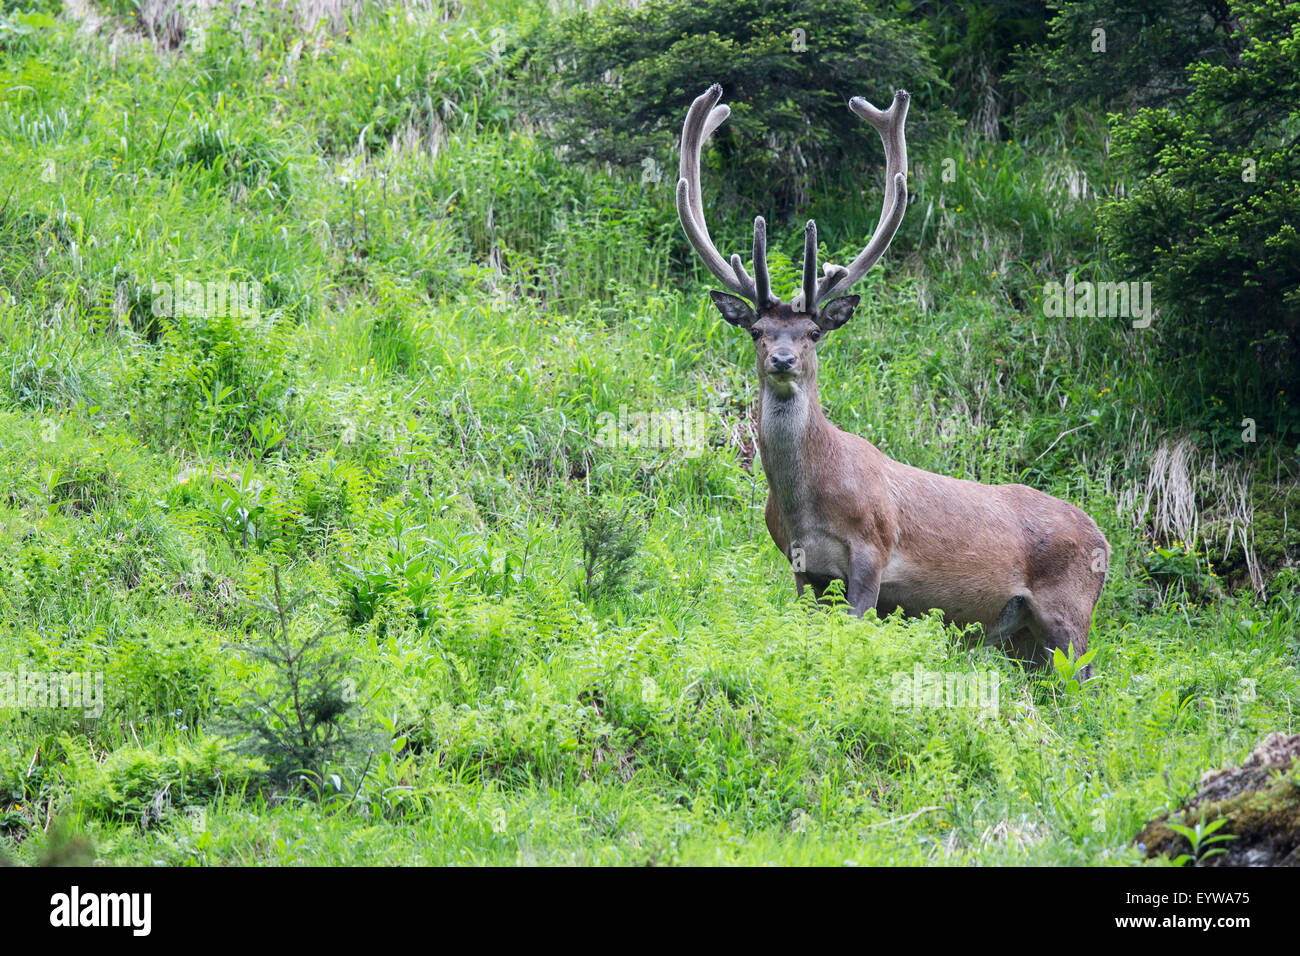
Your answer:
[769,352,796,373]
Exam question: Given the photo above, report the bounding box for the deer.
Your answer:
[676,84,1109,678]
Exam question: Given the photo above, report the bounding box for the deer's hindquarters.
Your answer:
[773,475,1109,674]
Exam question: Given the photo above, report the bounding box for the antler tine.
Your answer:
[753,217,771,309]
[731,253,754,296]
[676,85,756,301]
[821,262,849,295]
[816,89,910,306]
[691,105,730,233]
[682,99,731,243]
[801,220,818,315]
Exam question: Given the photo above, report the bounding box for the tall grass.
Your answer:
[0,0,1294,866]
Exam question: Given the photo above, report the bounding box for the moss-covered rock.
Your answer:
[1135,733,1300,866]
[1203,483,1300,590]
[1252,483,1300,568]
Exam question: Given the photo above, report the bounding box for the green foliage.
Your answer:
[519,0,955,218]
[291,15,507,157]
[135,308,300,454]
[173,120,292,202]
[416,131,679,309]
[1097,0,1300,432]
[1168,812,1237,865]
[108,627,220,728]
[1048,643,1097,695]
[897,0,1049,135]
[0,6,57,55]
[197,463,291,552]
[1010,0,1244,123]
[290,454,368,536]
[1140,540,1217,599]
[336,506,474,628]
[220,568,373,786]
[61,734,263,826]
[0,0,1295,867]
[576,495,643,601]
[3,335,89,411]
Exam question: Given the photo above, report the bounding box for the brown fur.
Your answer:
[727,299,1109,676]
[678,86,1108,676]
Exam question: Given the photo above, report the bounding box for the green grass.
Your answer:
[0,1,1296,866]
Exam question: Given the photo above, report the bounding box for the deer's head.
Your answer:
[676,84,909,399]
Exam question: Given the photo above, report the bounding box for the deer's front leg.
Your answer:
[793,572,824,602]
[844,547,883,618]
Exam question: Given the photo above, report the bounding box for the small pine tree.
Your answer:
[221,565,375,788]
[577,498,643,602]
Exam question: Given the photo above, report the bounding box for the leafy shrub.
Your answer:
[518,0,954,219]
[905,0,1049,136]
[61,734,264,827]
[1096,0,1300,433]
[221,568,374,786]
[1010,0,1244,122]
[194,463,294,553]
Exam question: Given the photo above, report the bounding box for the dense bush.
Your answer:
[517,0,956,219]
[1009,0,1246,122]
[1096,0,1300,435]
[901,0,1050,136]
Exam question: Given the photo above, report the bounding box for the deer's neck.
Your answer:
[757,380,834,515]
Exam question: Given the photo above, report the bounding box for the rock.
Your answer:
[1135,732,1300,866]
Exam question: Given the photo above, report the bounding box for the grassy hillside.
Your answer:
[0,0,1296,865]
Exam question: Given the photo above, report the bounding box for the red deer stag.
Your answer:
[676,84,1109,677]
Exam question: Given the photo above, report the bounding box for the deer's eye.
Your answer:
[749,328,762,341]
[808,329,822,342]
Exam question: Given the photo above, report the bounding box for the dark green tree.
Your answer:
[1096,0,1299,434]
[898,0,1050,137]
[222,566,378,789]
[516,0,954,220]
[1009,0,1245,124]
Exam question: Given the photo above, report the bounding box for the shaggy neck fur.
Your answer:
[758,375,830,517]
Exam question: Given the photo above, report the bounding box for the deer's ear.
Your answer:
[710,291,756,329]
[817,295,860,331]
